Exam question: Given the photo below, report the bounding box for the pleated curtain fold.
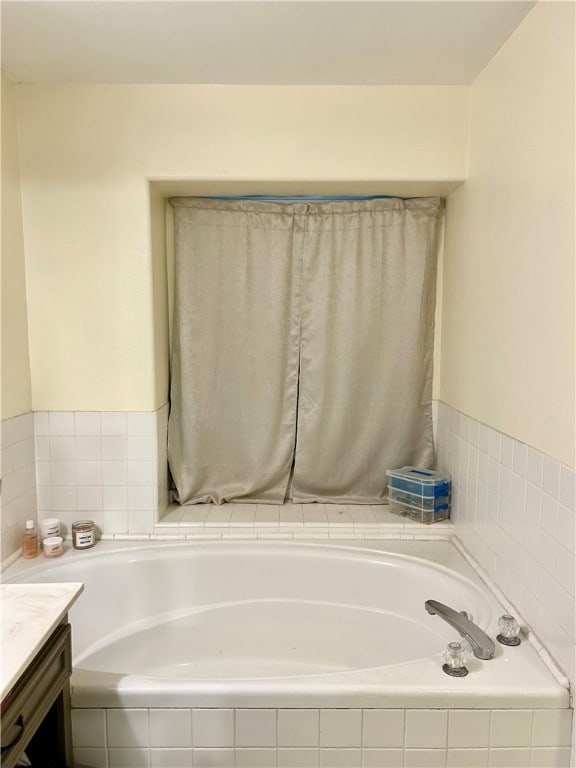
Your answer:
[168,197,441,505]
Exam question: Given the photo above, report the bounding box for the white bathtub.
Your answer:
[5,540,568,710]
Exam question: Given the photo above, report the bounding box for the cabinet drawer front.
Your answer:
[1,622,72,767]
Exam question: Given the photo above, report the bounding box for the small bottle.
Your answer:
[22,520,40,559]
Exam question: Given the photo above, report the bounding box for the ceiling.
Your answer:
[2,0,535,86]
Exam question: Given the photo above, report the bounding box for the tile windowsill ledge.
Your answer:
[148,502,455,540]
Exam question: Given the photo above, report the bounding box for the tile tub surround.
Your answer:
[33,407,169,537]
[152,502,455,540]
[29,405,455,542]
[1,411,37,561]
[435,404,575,699]
[71,707,573,768]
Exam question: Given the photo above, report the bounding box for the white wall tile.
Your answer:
[128,435,156,461]
[540,494,560,543]
[103,461,128,487]
[526,448,544,488]
[36,485,51,510]
[149,709,192,748]
[488,747,532,767]
[525,483,542,528]
[106,709,149,748]
[448,710,490,749]
[103,486,128,511]
[362,749,405,768]
[437,403,576,712]
[532,710,572,747]
[128,461,155,486]
[108,748,150,768]
[129,486,155,511]
[500,467,512,502]
[149,749,192,768]
[554,544,575,597]
[319,710,362,748]
[71,709,107,747]
[35,435,51,462]
[76,436,102,461]
[500,436,514,470]
[362,710,404,748]
[101,413,127,436]
[235,748,277,767]
[559,467,575,511]
[512,442,527,478]
[235,709,276,748]
[49,486,76,511]
[75,412,101,436]
[405,710,447,749]
[447,748,489,767]
[77,461,103,486]
[278,748,319,767]
[192,710,234,747]
[530,746,571,767]
[36,461,51,486]
[128,509,155,533]
[127,412,156,436]
[77,485,103,511]
[102,436,128,461]
[320,749,361,767]
[103,509,129,534]
[537,526,557,575]
[278,709,319,747]
[49,411,75,435]
[557,505,575,554]
[543,457,561,501]
[50,461,76,486]
[404,748,446,767]
[34,411,50,436]
[1,412,37,561]
[50,436,76,461]
[192,748,234,767]
[490,711,533,747]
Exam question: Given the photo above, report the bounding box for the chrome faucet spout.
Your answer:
[425,599,495,660]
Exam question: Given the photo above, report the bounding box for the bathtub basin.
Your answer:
[5,539,568,709]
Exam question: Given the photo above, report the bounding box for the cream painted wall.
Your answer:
[441,2,575,467]
[16,84,469,411]
[1,71,32,420]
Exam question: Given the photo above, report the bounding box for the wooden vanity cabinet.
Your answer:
[1,619,73,768]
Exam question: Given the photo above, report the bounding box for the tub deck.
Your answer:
[5,539,570,710]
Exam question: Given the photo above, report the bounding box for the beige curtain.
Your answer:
[169,197,441,505]
[291,198,440,503]
[168,199,303,504]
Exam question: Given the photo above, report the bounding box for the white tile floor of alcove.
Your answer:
[153,503,454,541]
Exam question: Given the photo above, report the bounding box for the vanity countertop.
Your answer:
[1,582,84,702]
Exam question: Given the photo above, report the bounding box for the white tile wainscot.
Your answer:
[436,402,575,764]
[1,411,37,562]
[33,406,169,537]
[435,403,575,687]
[71,707,573,768]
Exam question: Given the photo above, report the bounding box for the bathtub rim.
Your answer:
[3,539,571,710]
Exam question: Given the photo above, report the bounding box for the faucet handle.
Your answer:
[497,614,521,646]
[442,640,471,677]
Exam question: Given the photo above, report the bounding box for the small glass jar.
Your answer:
[72,520,96,550]
[43,535,64,558]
